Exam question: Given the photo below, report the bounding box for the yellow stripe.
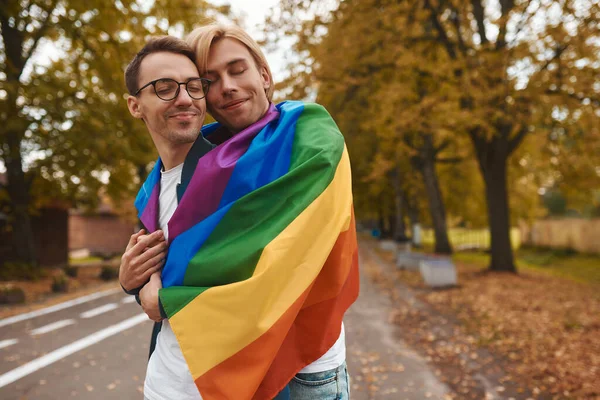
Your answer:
[169,146,353,380]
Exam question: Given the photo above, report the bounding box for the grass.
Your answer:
[420,227,522,250]
[453,247,600,286]
[68,256,104,264]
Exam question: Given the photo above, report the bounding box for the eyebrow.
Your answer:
[205,58,248,74]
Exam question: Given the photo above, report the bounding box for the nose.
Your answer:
[173,84,193,106]
[220,74,237,95]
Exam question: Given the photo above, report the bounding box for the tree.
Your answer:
[0,0,229,266]
[268,0,600,271]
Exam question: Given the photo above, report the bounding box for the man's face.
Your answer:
[127,52,206,150]
[203,38,271,133]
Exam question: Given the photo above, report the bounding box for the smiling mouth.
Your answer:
[222,99,247,110]
[169,112,198,120]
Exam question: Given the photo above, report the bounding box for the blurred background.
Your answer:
[1,1,599,399]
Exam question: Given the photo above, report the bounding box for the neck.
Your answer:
[158,142,193,171]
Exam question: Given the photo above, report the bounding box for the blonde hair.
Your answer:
[186,24,274,101]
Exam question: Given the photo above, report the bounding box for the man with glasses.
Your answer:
[120,36,216,399]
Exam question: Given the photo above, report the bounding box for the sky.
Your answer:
[217,0,286,80]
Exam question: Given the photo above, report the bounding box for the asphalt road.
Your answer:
[0,242,451,399]
[0,288,153,399]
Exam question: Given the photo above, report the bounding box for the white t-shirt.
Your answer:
[143,163,345,400]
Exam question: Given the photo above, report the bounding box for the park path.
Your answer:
[345,241,451,399]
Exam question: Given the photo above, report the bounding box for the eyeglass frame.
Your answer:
[134,77,212,101]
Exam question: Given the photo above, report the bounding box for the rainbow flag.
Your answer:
[135,101,359,399]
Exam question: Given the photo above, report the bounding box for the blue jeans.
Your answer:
[288,362,350,399]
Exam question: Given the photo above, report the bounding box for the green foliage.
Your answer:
[51,272,69,293]
[99,266,118,281]
[0,262,46,281]
[0,1,231,211]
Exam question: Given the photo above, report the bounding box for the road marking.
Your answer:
[0,313,149,388]
[0,288,121,328]
[79,303,119,319]
[121,296,137,304]
[29,319,76,336]
[0,339,18,350]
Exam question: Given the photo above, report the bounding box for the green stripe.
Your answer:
[159,104,345,315]
[159,286,209,318]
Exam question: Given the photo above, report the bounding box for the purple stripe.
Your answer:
[167,104,279,241]
[140,184,160,232]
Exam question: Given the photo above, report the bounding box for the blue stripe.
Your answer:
[162,204,234,287]
[134,159,162,218]
[218,101,304,208]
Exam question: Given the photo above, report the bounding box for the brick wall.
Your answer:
[69,214,135,256]
[0,207,69,267]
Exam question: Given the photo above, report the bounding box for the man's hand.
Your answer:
[140,271,163,322]
[119,229,167,292]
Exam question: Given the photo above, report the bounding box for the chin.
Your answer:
[171,130,200,144]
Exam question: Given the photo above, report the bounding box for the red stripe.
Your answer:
[194,212,359,399]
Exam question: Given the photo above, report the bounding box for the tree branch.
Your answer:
[538,44,569,75]
[507,125,529,155]
[402,134,419,151]
[423,0,457,60]
[447,4,468,56]
[508,0,537,47]
[496,0,515,50]
[470,0,488,45]
[545,89,600,107]
[23,1,59,65]
[433,137,452,155]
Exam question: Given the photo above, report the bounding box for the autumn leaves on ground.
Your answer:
[369,239,599,399]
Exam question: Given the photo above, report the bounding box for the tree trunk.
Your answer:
[377,195,385,237]
[4,135,37,266]
[471,132,517,273]
[413,135,452,254]
[481,155,516,272]
[391,167,409,242]
[420,159,453,254]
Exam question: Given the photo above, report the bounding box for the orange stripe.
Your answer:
[194,212,359,399]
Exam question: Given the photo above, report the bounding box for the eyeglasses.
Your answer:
[134,78,211,101]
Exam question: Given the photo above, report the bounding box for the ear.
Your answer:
[127,95,143,119]
[259,66,271,90]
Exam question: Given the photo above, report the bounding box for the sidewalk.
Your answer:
[345,242,451,399]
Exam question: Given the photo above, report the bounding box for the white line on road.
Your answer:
[79,303,119,319]
[121,296,137,304]
[29,319,76,336]
[0,313,149,389]
[0,288,121,328]
[0,339,19,350]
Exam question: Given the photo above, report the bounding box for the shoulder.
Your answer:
[277,101,344,142]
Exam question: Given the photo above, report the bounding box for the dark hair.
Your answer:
[124,36,196,95]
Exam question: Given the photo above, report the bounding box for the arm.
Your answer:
[139,271,167,322]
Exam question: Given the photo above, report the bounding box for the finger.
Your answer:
[139,262,164,285]
[126,229,146,251]
[136,244,168,268]
[130,230,165,255]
